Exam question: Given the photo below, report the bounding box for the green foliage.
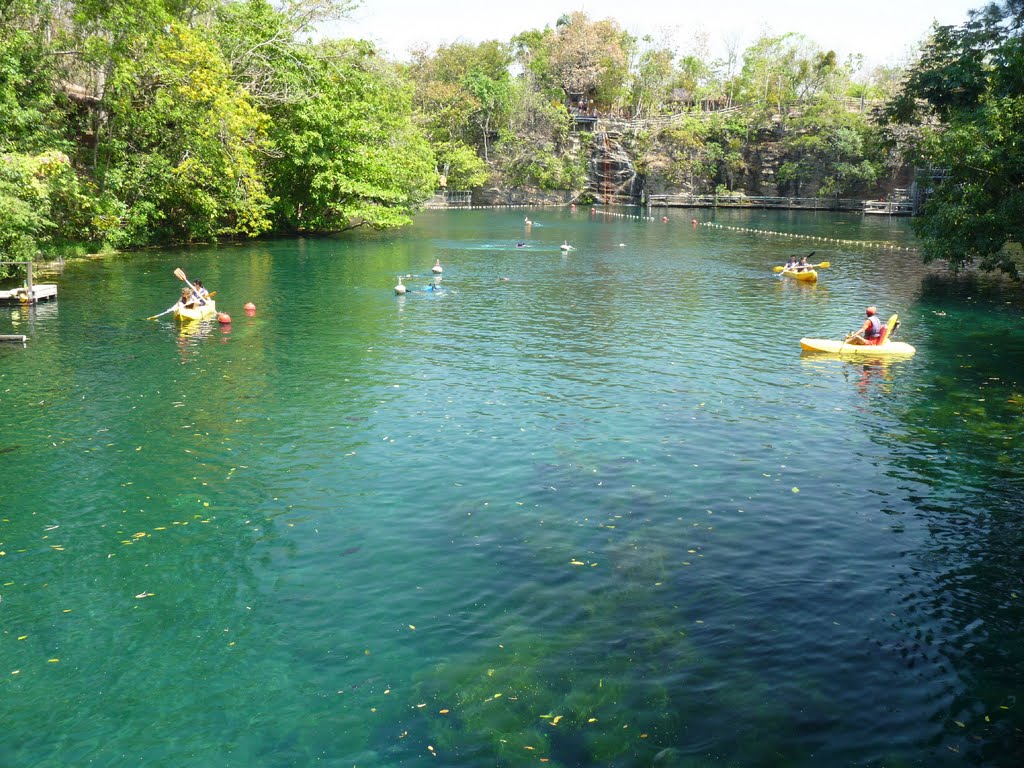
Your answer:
[629,43,675,118]
[493,135,581,190]
[780,106,881,195]
[0,10,66,154]
[267,40,436,231]
[436,142,490,189]
[732,33,848,119]
[887,1,1024,277]
[96,22,273,245]
[0,150,98,271]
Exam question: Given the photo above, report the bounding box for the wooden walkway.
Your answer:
[863,200,914,216]
[647,194,866,212]
[1,260,58,304]
[0,284,58,304]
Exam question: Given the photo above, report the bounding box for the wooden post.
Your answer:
[26,261,33,301]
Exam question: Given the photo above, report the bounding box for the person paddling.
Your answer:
[192,280,210,305]
[847,306,887,345]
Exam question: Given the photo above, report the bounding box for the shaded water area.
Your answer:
[1,208,1022,767]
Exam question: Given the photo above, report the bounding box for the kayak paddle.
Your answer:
[774,261,830,272]
[174,267,198,294]
[147,304,178,320]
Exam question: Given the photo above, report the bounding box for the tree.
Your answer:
[629,37,676,118]
[734,33,845,119]
[779,107,881,196]
[96,22,274,244]
[886,1,1024,277]
[0,150,97,269]
[267,40,436,231]
[547,12,633,106]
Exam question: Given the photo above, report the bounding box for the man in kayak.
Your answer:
[847,306,886,345]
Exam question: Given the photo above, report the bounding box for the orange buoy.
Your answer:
[217,312,231,324]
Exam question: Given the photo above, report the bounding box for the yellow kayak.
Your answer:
[174,299,217,322]
[800,338,916,356]
[800,314,914,355]
[781,268,817,282]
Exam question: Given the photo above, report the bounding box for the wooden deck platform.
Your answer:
[863,200,914,216]
[0,283,58,304]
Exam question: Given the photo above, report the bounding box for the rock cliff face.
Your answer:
[586,132,641,204]
[459,117,911,206]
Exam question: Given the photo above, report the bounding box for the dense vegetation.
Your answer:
[0,0,433,276]
[884,0,1024,277]
[2,1,1018,278]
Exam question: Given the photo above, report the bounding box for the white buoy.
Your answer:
[394,276,406,295]
[432,259,443,274]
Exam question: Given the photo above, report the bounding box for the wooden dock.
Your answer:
[863,200,914,216]
[1,260,58,304]
[0,283,58,304]
[647,194,866,212]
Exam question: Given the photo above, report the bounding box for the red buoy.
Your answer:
[217,312,231,324]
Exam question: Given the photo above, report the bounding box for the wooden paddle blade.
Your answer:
[174,267,187,281]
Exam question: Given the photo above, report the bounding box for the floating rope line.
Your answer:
[431,205,914,250]
[700,222,918,252]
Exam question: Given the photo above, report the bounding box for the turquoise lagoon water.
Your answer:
[1,208,1022,767]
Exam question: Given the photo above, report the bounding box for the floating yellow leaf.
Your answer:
[409,625,416,630]
[47,658,59,663]
[955,721,966,728]
[570,560,584,566]
[439,709,449,714]
[792,487,799,493]
[416,703,426,708]
[552,715,562,726]
[588,718,597,723]
[17,636,27,641]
